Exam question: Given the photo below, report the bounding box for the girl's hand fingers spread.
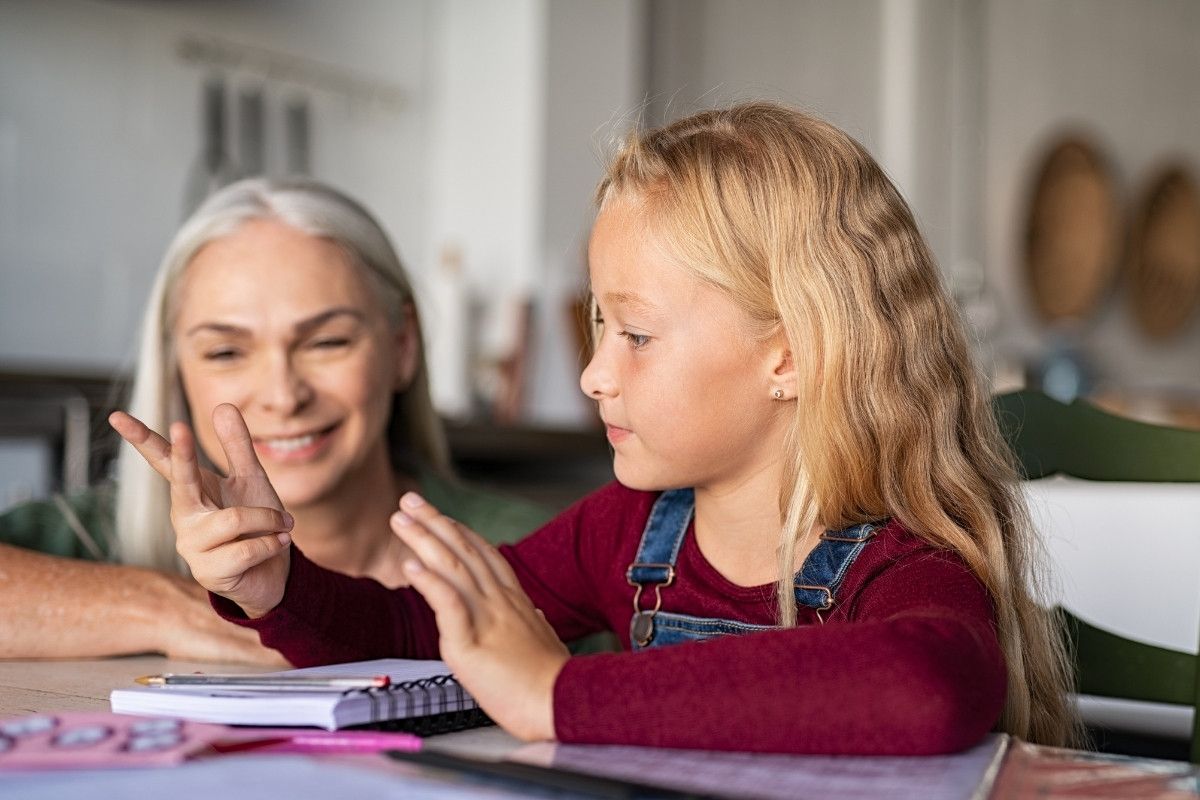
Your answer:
[458,523,523,592]
[169,422,209,513]
[109,411,172,481]
[212,403,268,478]
[402,559,474,645]
[392,493,497,596]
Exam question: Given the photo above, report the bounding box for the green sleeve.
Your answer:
[417,471,554,546]
[0,485,116,561]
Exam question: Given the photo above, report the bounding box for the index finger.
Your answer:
[108,411,172,481]
[211,404,266,478]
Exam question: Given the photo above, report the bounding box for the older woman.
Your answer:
[0,178,549,662]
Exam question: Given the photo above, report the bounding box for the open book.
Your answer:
[110,659,485,734]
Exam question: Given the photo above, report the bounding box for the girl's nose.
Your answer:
[579,348,618,400]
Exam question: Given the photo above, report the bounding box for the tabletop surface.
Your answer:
[0,656,522,760]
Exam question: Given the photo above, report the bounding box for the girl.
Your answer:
[0,177,547,662]
[119,105,1074,754]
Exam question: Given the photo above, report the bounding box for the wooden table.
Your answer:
[3,657,1198,799]
[0,656,521,760]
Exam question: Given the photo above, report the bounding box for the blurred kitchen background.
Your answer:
[1,0,1199,512]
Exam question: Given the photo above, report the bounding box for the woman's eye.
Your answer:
[204,349,241,362]
[310,338,350,350]
[617,330,650,350]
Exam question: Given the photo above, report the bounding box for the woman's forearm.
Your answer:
[0,543,286,664]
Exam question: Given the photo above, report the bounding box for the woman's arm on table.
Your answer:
[0,542,287,664]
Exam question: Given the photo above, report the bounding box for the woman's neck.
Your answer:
[287,446,419,588]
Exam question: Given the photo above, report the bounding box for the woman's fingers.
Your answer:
[108,411,172,480]
[212,403,267,478]
[169,422,208,513]
[177,506,294,555]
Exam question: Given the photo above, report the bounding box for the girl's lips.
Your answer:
[253,424,338,463]
[605,424,632,444]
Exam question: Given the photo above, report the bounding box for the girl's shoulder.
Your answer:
[841,517,992,612]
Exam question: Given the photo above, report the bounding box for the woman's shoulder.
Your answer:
[0,483,116,561]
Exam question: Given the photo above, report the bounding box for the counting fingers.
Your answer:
[169,422,208,513]
[108,411,173,481]
[212,403,267,478]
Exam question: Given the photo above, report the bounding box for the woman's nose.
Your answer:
[257,355,313,415]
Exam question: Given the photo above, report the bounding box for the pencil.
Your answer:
[133,673,391,690]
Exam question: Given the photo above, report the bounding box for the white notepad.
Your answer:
[110,659,481,731]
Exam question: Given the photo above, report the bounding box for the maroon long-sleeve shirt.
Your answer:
[213,481,1006,755]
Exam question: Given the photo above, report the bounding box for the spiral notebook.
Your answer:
[109,659,487,735]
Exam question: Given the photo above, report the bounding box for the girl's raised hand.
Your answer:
[391,493,569,742]
[109,404,293,618]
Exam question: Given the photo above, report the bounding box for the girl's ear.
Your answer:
[768,333,798,401]
[392,303,421,393]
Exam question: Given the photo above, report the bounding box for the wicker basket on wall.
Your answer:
[1126,166,1200,340]
[1024,138,1122,325]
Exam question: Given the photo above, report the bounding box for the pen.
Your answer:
[133,673,391,690]
[387,749,716,799]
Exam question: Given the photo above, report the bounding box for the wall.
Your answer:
[0,0,431,373]
[982,0,1200,392]
[645,0,1200,394]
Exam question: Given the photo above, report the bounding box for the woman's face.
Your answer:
[172,218,415,509]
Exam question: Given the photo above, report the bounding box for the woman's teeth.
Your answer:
[265,434,318,452]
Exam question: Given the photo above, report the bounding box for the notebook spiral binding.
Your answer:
[350,674,493,736]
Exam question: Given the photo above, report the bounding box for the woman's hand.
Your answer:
[110,404,293,618]
[391,493,569,742]
[155,573,291,665]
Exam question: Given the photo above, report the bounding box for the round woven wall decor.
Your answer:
[1127,166,1200,340]
[1024,138,1121,324]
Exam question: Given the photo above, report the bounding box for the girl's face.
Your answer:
[173,218,415,509]
[581,198,792,493]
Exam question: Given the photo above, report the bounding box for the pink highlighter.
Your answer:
[0,711,421,770]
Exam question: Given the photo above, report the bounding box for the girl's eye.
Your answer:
[204,349,241,362]
[617,330,650,350]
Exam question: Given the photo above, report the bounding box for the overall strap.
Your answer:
[626,488,694,586]
[626,489,694,647]
[792,522,881,619]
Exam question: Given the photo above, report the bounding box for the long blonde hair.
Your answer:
[596,103,1076,746]
[115,177,451,573]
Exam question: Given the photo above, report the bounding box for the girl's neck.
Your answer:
[692,458,821,588]
[287,446,418,588]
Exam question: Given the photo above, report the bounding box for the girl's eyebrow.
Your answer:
[185,308,366,338]
[603,291,663,316]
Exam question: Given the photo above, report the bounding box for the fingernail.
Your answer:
[277,532,291,546]
[400,492,426,509]
[392,511,414,526]
[403,559,424,574]
[282,512,295,529]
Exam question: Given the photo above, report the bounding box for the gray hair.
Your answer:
[115,177,451,571]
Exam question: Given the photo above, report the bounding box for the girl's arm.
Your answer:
[549,552,1007,755]
[0,542,287,663]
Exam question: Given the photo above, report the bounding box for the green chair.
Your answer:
[993,389,1200,762]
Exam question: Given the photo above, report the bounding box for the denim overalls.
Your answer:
[627,488,881,650]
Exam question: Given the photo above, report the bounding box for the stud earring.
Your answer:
[772,388,784,400]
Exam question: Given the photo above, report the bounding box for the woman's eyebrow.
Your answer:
[184,308,366,339]
[293,307,367,336]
